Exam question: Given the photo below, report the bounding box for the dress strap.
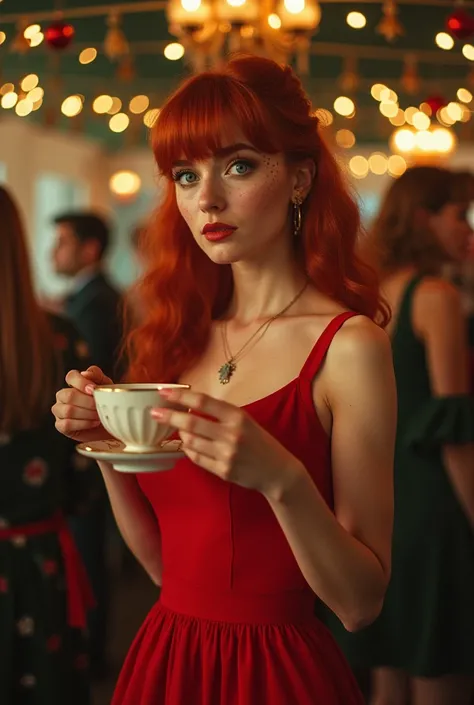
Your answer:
[299,311,359,383]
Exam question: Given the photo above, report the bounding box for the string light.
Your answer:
[316,109,334,126]
[412,111,430,130]
[457,88,473,104]
[380,88,398,103]
[1,92,18,109]
[349,155,369,178]
[110,170,141,198]
[438,107,456,126]
[336,129,356,149]
[61,95,83,117]
[463,44,474,61]
[129,95,149,114]
[404,107,418,125]
[347,12,366,29]
[371,84,388,101]
[446,102,463,121]
[268,14,282,29]
[28,86,44,102]
[0,83,15,95]
[107,97,122,115]
[435,32,454,50]
[392,128,416,152]
[93,95,113,114]
[21,74,39,92]
[79,48,97,64]
[368,153,388,175]
[0,32,6,46]
[334,96,355,117]
[15,98,33,117]
[388,155,407,177]
[390,109,406,126]
[143,108,160,127]
[24,24,41,40]
[380,102,399,118]
[109,113,130,132]
[29,32,44,47]
[164,43,185,60]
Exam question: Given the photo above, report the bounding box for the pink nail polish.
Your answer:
[151,409,166,419]
[85,385,95,395]
[159,389,172,397]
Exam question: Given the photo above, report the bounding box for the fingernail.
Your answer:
[159,389,173,398]
[91,420,102,427]
[151,408,167,419]
[85,384,95,395]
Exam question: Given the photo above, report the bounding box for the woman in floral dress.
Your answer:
[0,185,97,704]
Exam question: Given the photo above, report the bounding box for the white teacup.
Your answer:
[93,383,190,453]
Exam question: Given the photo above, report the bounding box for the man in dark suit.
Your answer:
[52,211,122,678]
[52,212,122,379]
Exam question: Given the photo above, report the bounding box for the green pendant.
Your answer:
[218,360,236,385]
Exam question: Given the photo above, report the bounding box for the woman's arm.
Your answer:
[266,319,396,632]
[98,461,163,585]
[416,279,474,527]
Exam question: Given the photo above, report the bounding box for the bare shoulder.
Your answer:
[415,277,462,310]
[413,277,463,337]
[326,315,392,368]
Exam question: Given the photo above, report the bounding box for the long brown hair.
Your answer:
[125,55,389,383]
[0,186,58,434]
[369,166,462,274]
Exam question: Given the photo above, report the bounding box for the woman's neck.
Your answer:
[226,261,307,325]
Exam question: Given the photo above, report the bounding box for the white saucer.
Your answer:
[76,438,185,473]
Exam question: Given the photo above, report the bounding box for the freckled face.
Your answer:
[171,130,296,264]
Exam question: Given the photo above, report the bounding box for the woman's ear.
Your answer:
[293,159,317,200]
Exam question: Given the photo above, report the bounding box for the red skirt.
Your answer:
[112,580,363,705]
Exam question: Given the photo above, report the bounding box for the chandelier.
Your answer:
[166,0,321,74]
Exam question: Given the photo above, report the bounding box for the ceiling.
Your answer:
[0,0,473,148]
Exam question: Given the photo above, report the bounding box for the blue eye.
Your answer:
[228,160,253,176]
[172,170,198,186]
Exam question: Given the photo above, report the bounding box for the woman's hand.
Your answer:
[152,389,304,500]
[52,365,113,443]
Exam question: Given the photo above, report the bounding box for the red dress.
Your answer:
[113,312,363,705]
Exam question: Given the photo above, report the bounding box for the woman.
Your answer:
[323,166,474,705]
[52,55,396,705]
[0,185,95,705]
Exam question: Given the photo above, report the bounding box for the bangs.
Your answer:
[152,73,280,175]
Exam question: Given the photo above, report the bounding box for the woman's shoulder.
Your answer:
[413,277,462,323]
[327,314,391,368]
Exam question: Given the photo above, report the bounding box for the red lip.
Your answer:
[202,222,237,242]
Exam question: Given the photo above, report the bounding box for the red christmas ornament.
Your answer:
[424,94,447,115]
[446,9,474,40]
[45,21,75,50]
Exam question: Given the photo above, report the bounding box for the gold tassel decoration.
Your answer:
[377,0,404,42]
[10,19,31,54]
[401,54,420,94]
[104,13,129,61]
[339,55,360,93]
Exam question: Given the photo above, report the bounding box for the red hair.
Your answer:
[125,55,389,382]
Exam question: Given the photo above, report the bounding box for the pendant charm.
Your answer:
[218,360,236,385]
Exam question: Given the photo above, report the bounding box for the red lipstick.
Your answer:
[202,222,237,242]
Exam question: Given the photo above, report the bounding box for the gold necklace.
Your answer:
[218,280,309,384]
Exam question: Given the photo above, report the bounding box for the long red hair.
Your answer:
[126,55,389,382]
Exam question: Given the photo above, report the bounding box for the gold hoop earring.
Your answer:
[292,194,303,237]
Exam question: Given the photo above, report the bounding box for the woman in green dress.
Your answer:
[321,166,474,705]
[0,186,96,704]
